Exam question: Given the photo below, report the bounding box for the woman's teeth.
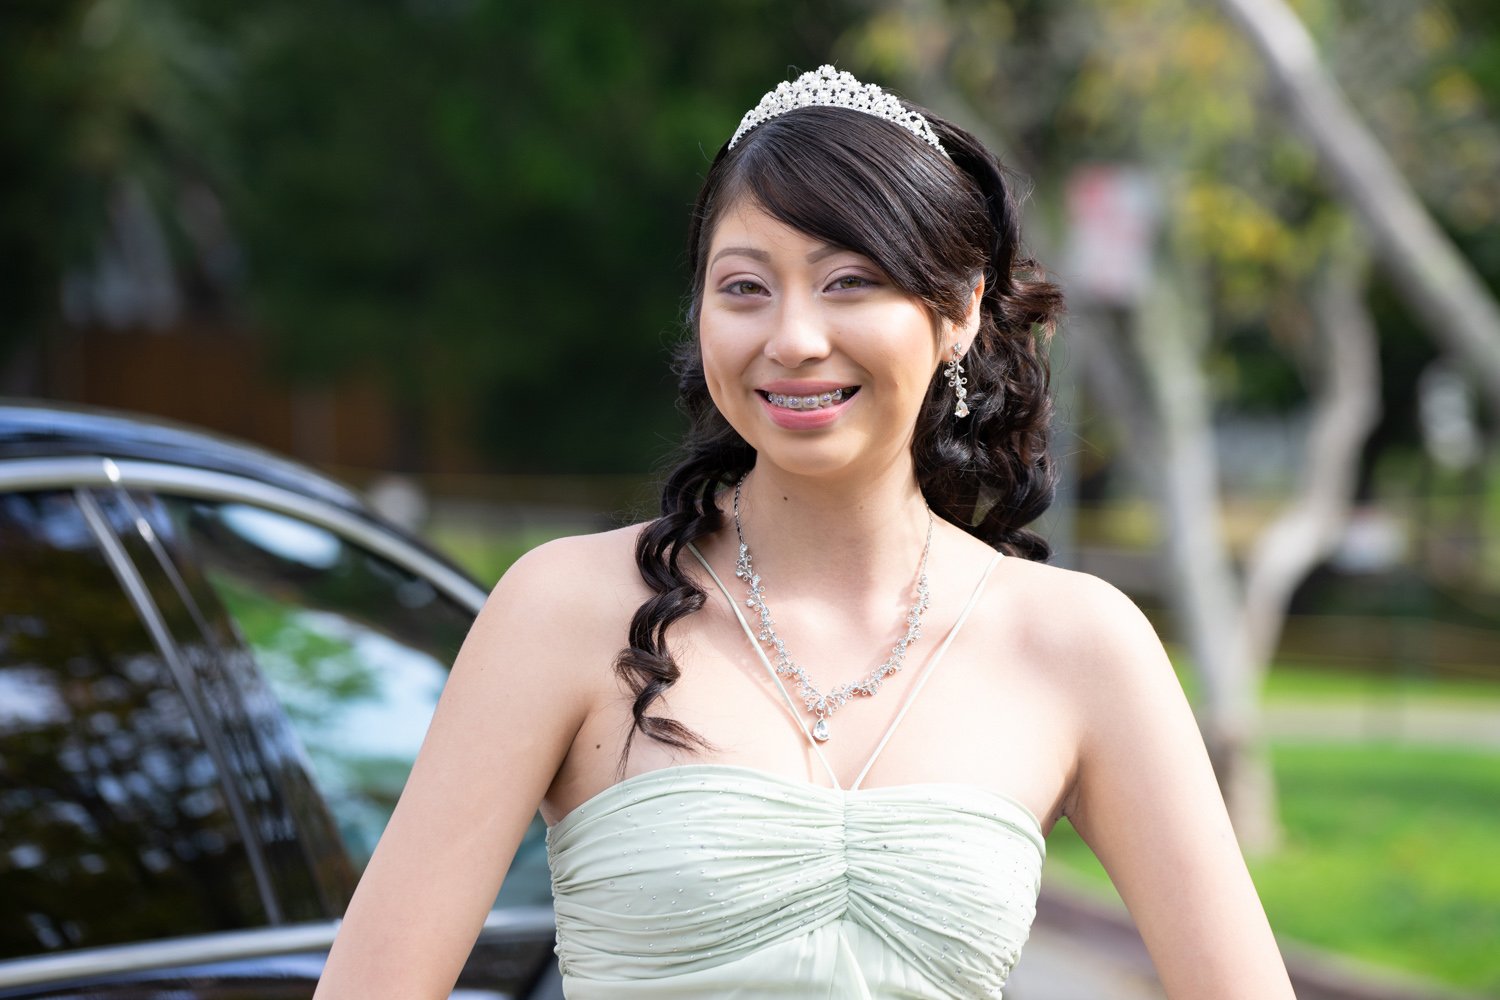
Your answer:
[766,388,854,410]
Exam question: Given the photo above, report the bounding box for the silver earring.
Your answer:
[945,343,970,418]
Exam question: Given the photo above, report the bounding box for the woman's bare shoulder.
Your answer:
[995,554,1146,625]
[995,557,1195,824]
[459,521,659,710]
[993,555,1171,693]
[494,520,655,611]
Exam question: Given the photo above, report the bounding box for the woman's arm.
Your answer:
[1059,575,1295,999]
[313,536,602,999]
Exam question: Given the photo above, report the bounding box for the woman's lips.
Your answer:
[756,385,860,429]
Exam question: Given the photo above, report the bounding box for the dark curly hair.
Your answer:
[614,96,1064,761]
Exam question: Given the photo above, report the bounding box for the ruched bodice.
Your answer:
[544,545,1044,997]
[546,764,1045,998]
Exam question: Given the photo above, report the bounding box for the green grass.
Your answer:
[1165,653,1500,708]
[1044,744,1500,994]
[1262,664,1500,705]
[424,521,576,587]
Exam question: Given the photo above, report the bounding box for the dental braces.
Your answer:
[767,389,845,410]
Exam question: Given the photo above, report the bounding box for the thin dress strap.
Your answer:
[686,543,843,789]
[850,549,1004,789]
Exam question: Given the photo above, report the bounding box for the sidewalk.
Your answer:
[1007,881,1493,1000]
[1006,894,1163,1000]
[1263,699,1500,750]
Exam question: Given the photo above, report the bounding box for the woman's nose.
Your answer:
[763,299,832,368]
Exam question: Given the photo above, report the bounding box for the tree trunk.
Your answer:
[1129,261,1281,853]
[1241,256,1382,668]
[1216,0,1500,417]
[874,0,1405,855]
[1073,298,1278,852]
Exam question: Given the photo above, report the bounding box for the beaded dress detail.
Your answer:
[545,548,1044,999]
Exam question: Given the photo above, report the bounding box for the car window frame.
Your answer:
[70,485,291,924]
[0,456,484,614]
[104,484,361,919]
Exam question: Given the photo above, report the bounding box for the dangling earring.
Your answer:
[945,343,970,418]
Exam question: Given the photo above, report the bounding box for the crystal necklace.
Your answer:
[731,476,934,742]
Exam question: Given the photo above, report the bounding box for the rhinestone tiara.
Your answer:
[727,64,949,157]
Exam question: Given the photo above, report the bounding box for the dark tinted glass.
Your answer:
[157,497,553,908]
[101,489,356,920]
[0,490,267,959]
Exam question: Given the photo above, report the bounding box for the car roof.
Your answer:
[0,398,489,617]
[0,398,365,512]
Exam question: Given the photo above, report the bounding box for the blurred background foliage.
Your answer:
[3,0,853,471]
[6,0,1499,474]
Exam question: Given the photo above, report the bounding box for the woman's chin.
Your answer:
[719,402,913,481]
[744,437,902,483]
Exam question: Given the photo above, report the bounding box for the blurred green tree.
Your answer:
[215,0,849,472]
[2,0,852,472]
[0,0,235,366]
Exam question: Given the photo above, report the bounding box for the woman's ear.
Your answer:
[956,274,985,354]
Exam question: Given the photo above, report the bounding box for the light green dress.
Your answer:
[546,549,1045,999]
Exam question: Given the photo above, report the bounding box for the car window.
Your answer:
[156,496,553,909]
[0,490,269,959]
[105,488,355,920]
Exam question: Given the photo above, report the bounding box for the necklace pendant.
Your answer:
[731,474,934,756]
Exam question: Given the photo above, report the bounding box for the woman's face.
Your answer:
[698,199,967,481]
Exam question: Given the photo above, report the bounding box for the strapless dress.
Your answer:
[545,547,1044,999]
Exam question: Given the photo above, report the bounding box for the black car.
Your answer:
[0,400,561,999]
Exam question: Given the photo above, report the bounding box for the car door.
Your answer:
[133,484,558,991]
[0,486,313,998]
[0,473,558,999]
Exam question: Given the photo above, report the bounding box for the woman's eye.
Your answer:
[829,274,874,291]
[723,279,765,296]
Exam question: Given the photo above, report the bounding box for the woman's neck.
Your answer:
[729,461,933,589]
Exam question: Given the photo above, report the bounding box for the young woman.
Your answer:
[315,66,1295,999]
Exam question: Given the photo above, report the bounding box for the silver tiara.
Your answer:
[727,64,948,157]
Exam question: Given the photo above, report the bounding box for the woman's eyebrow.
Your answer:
[710,246,770,266]
[709,243,853,267]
